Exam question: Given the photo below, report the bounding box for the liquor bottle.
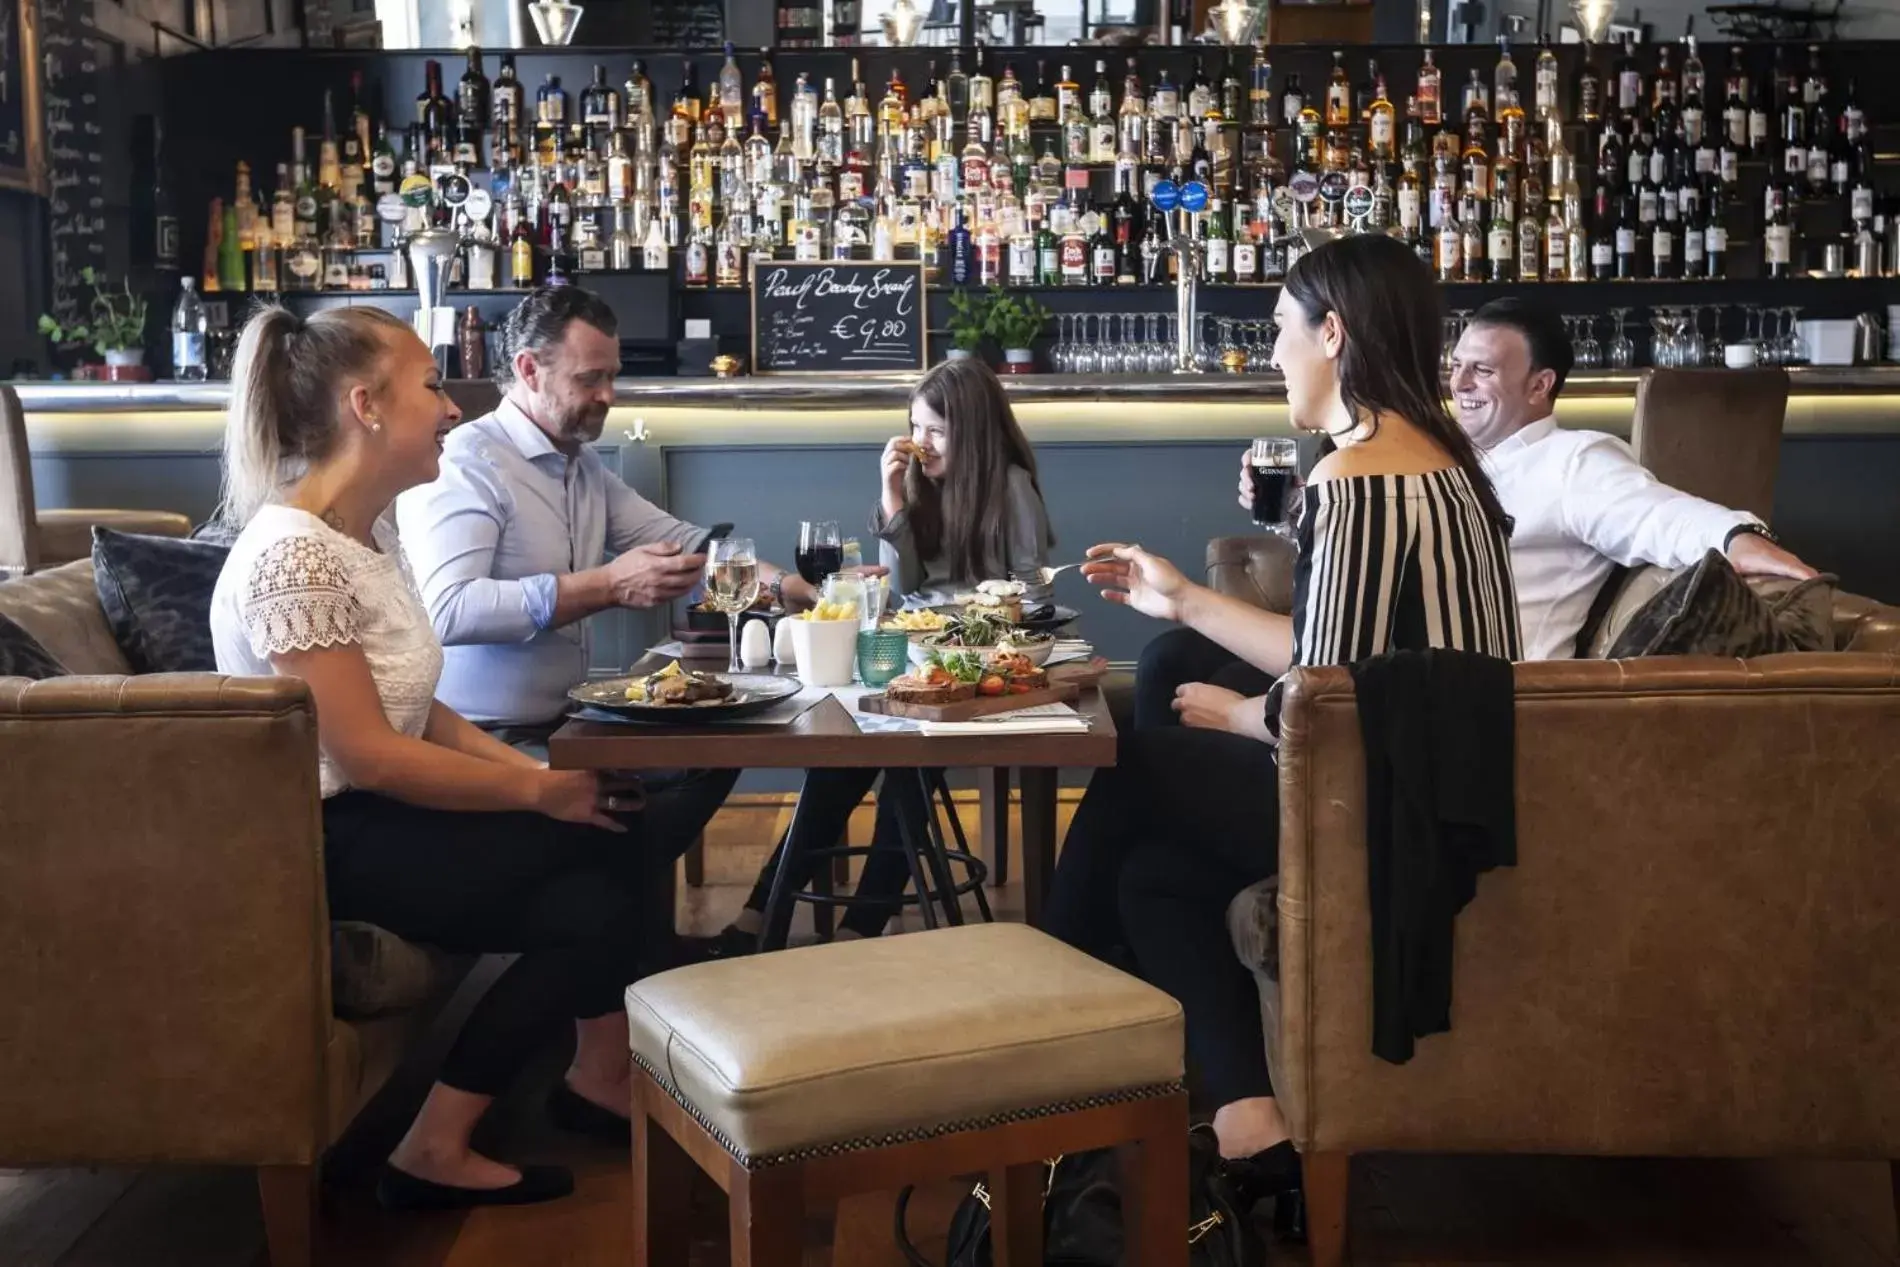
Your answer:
[493,54,524,131]
[291,129,319,241]
[1434,197,1460,280]
[252,226,280,293]
[1494,37,1519,110]
[1541,198,1566,281]
[171,277,207,381]
[1575,42,1603,124]
[1091,204,1118,286]
[1681,186,1708,277]
[1417,50,1442,127]
[419,60,455,151]
[1029,60,1059,124]
[582,64,621,132]
[970,47,995,119]
[1324,51,1351,127]
[539,73,572,130]
[1649,188,1675,279]
[1801,44,1827,107]
[1588,184,1614,279]
[1780,86,1808,185]
[1763,185,1794,277]
[1487,200,1514,282]
[459,47,491,146]
[684,222,712,286]
[1807,92,1836,194]
[1614,36,1642,116]
[1652,43,1678,115]
[813,77,843,170]
[1202,199,1230,282]
[1534,41,1561,122]
[947,207,972,284]
[717,43,744,130]
[1460,193,1485,280]
[1517,188,1543,281]
[1119,58,1148,159]
[753,50,779,130]
[1368,71,1396,161]
[1461,69,1490,124]
[1703,185,1728,277]
[1615,193,1639,278]
[1036,212,1059,284]
[1248,41,1273,125]
[1089,73,1117,163]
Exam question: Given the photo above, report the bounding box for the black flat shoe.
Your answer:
[376,1162,574,1211]
[676,924,758,964]
[1272,1186,1307,1244]
[547,1082,632,1146]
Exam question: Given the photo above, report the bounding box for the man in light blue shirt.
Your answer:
[397,288,823,946]
[398,286,819,732]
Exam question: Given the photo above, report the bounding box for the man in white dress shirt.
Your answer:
[1447,298,1816,660]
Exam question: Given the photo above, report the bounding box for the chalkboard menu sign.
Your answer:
[37,0,109,325]
[0,0,47,193]
[749,260,927,376]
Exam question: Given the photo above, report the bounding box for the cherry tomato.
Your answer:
[979,675,1007,697]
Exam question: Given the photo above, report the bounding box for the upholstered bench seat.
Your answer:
[626,922,1183,1165]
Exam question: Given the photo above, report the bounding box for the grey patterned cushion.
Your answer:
[1605,550,1838,660]
[91,528,230,674]
[0,611,68,679]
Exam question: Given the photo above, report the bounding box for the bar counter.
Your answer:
[19,368,1900,672]
[19,367,1900,455]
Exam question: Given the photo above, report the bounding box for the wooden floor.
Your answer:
[3,795,1896,1267]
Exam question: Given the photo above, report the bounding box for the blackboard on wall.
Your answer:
[1,0,47,193]
[749,260,926,377]
[38,0,111,325]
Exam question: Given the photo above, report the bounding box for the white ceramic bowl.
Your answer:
[909,635,1055,671]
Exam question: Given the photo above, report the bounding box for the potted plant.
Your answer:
[983,288,1052,374]
[944,287,988,362]
[38,268,150,380]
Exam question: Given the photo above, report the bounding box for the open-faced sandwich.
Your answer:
[959,579,1028,623]
[884,656,980,706]
[624,660,735,706]
[916,608,1055,667]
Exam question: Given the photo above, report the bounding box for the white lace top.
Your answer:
[210,505,444,798]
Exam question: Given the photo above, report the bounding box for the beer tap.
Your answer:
[1151,176,1210,374]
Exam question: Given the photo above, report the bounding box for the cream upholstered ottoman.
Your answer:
[624,922,1188,1267]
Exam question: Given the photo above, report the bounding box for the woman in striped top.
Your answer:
[1045,234,1520,1220]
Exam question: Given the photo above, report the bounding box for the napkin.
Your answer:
[914,702,1093,737]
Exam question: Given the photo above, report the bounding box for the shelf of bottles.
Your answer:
[189,36,1898,327]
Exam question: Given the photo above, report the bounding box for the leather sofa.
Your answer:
[1209,534,1900,1266]
[0,559,472,1267]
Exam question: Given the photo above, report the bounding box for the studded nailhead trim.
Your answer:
[631,1050,1184,1170]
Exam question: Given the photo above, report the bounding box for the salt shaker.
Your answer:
[739,618,772,669]
[772,616,798,667]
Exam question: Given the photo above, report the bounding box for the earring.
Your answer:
[368,417,383,434]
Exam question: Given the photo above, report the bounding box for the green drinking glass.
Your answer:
[856,629,910,687]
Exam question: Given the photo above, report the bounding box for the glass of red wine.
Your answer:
[795,520,843,586]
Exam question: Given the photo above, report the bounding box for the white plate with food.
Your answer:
[909,609,1057,669]
[568,662,802,721]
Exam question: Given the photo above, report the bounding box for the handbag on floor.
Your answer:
[893,1137,1260,1267]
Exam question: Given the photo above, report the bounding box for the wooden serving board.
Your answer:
[859,682,1079,722]
[1047,658,1110,689]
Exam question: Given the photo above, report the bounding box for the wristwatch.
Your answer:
[769,572,787,610]
[1723,522,1779,551]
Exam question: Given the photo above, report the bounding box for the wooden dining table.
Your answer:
[547,658,1118,927]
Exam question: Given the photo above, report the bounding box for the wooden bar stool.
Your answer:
[626,923,1189,1267]
[1,385,191,576]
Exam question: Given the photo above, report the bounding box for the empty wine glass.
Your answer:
[1781,306,1805,365]
[1606,309,1635,370]
[1573,315,1601,370]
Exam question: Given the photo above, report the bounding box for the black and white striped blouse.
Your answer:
[1290,468,1522,668]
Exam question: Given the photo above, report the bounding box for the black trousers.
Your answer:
[742,767,926,939]
[322,791,667,1099]
[1046,627,1282,1109]
[1132,625,1277,730]
[484,721,740,937]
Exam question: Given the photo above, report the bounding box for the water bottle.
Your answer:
[172,278,207,382]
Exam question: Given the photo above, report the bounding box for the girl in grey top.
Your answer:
[700,360,1057,957]
[872,358,1055,610]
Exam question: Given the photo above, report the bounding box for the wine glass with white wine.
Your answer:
[704,538,761,674]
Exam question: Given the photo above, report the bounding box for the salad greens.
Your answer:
[925,649,987,684]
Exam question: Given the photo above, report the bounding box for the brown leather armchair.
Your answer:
[1,385,192,574]
[0,561,470,1267]
[1206,534,1900,1264]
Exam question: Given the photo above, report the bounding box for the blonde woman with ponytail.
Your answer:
[209,307,652,1211]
